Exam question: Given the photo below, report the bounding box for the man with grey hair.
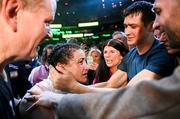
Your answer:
[112,31,130,49]
[0,0,57,119]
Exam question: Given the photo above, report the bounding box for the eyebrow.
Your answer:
[124,23,137,27]
[72,57,85,62]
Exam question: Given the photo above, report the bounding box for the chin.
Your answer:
[28,52,36,60]
[79,78,87,84]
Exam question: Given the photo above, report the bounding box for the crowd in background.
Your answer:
[1,0,180,119]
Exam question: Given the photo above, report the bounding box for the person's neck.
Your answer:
[110,66,118,74]
[0,50,11,73]
[137,34,154,55]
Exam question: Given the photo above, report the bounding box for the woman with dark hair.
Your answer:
[27,43,89,94]
[93,39,129,84]
[19,43,89,119]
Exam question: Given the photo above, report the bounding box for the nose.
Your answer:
[46,27,53,38]
[84,61,89,70]
[45,24,53,38]
[124,27,130,37]
[104,52,110,58]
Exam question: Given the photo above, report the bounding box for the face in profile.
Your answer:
[156,31,180,54]
[154,0,180,48]
[17,0,56,59]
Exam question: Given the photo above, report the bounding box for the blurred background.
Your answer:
[42,0,154,51]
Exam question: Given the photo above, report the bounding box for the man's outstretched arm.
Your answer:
[55,67,180,119]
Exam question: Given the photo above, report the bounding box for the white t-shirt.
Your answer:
[37,76,65,94]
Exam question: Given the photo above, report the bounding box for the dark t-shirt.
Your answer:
[118,39,177,81]
[0,72,16,119]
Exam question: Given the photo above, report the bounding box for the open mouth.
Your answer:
[105,60,112,64]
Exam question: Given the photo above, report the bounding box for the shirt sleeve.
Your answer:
[118,53,129,72]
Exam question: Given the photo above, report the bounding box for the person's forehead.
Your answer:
[154,0,176,8]
[91,50,100,55]
[73,49,85,58]
[124,13,142,23]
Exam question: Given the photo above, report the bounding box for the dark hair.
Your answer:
[123,1,155,26]
[95,39,129,82]
[106,39,129,57]
[41,44,54,64]
[48,43,81,67]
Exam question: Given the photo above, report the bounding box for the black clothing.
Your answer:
[0,73,16,119]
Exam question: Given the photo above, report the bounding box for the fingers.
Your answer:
[24,94,39,101]
[27,90,37,96]
[24,95,35,101]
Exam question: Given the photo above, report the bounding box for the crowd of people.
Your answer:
[1,0,180,119]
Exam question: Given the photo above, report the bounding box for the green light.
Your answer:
[92,36,99,39]
[65,31,73,34]
[59,31,65,35]
[52,38,60,41]
[102,34,111,37]
[74,31,80,34]
[50,24,62,28]
[80,37,88,40]
[62,34,83,38]
[78,21,99,27]
[51,28,61,35]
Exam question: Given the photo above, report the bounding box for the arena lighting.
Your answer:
[78,21,99,27]
[50,24,62,28]
[62,34,84,38]
[51,28,61,35]
[84,33,94,37]
[102,34,111,37]
[52,38,60,41]
[92,36,99,39]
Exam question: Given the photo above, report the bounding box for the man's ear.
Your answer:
[2,0,19,32]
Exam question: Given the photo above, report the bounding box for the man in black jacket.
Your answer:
[0,0,57,119]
